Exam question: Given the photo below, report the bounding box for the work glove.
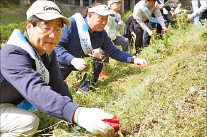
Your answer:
[148,31,153,36]
[117,19,123,26]
[90,48,101,58]
[131,32,136,38]
[134,58,147,68]
[187,14,194,21]
[161,26,167,34]
[77,108,120,134]
[71,58,87,70]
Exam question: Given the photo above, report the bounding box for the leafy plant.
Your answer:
[163,32,170,47]
[122,10,133,22]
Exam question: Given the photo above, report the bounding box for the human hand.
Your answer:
[162,26,167,34]
[77,108,120,134]
[134,58,147,68]
[187,14,194,21]
[70,58,87,70]
[173,13,178,18]
[90,48,101,58]
[131,32,136,38]
[117,19,123,26]
[148,31,153,36]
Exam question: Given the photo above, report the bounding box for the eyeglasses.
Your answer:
[37,24,63,35]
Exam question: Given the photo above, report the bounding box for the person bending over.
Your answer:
[0,1,120,136]
[55,2,147,93]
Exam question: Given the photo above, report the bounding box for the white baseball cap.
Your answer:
[26,0,70,26]
[88,4,115,17]
[108,0,122,7]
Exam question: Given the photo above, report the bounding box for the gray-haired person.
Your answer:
[0,1,120,136]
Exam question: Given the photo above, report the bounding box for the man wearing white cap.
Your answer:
[0,1,120,136]
[55,2,147,93]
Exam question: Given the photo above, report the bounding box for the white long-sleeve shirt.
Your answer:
[191,0,207,18]
[133,0,165,34]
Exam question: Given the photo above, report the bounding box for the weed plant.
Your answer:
[32,19,207,136]
[1,4,206,137]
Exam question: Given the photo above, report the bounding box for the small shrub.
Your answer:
[0,22,25,40]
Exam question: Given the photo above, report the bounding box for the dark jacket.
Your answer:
[55,16,133,66]
[0,38,79,123]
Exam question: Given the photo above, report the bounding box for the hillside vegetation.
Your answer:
[34,19,206,137]
[0,3,206,137]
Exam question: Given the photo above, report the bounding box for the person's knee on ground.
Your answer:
[143,32,151,48]
[121,37,131,53]
[0,103,39,137]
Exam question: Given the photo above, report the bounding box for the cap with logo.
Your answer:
[108,0,122,7]
[26,0,70,26]
[88,4,115,17]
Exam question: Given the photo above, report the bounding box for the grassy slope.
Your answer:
[1,5,206,136]
[51,20,206,137]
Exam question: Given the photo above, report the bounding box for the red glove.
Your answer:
[102,115,120,133]
[161,26,167,34]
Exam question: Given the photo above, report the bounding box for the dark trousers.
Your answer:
[59,57,103,92]
[134,21,151,54]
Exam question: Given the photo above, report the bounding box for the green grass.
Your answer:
[1,4,206,136]
[33,19,207,136]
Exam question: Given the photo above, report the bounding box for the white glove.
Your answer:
[162,26,167,34]
[117,19,123,26]
[90,48,101,58]
[148,31,153,36]
[77,108,120,134]
[70,58,87,70]
[187,14,194,21]
[134,58,147,68]
[131,32,136,38]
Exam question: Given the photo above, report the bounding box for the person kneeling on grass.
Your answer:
[0,1,120,136]
[55,2,147,93]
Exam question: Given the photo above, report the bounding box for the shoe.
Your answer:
[76,88,87,94]
[76,84,91,94]
[99,69,108,79]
